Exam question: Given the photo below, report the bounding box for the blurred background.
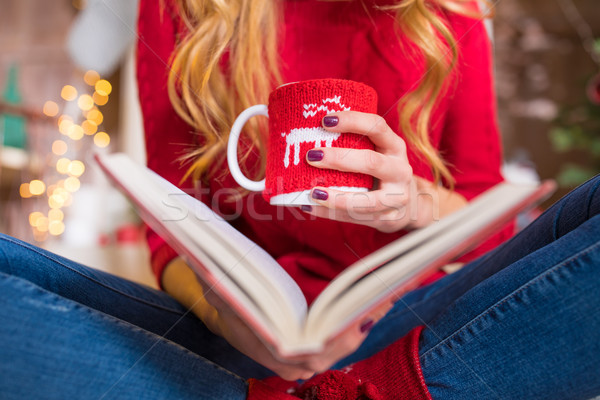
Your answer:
[0,0,598,287]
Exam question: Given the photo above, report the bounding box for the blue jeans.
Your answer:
[1,176,599,400]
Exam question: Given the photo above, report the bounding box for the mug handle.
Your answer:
[227,104,268,191]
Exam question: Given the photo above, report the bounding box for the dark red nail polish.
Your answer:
[312,189,328,201]
[323,115,339,127]
[307,150,324,162]
[360,319,374,333]
[301,205,312,212]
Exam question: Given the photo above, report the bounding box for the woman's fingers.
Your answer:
[322,111,407,154]
[307,147,411,183]
[297,300,396,373]
[301,110,425,232]
[214,305,318,381]
[304,182,421,232]
[303,202,411,233]
[309,186,410,215]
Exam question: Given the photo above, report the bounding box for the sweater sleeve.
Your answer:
[441,10,514,260]
[137,0,193,286]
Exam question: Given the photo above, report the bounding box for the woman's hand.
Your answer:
[199,281,393,381]
[303,111,467,232]
[163,257,393,381]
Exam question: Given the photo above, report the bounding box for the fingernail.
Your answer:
[312,189,328,201]
[360,319,374,333]
[301,205,312,212]
[307,149,324,162]
[323,115,339,127]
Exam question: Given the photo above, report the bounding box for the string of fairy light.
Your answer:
[19,70,112,241]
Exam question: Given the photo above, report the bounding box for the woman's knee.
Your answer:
[0,233,21,274]
[0,233,68,282]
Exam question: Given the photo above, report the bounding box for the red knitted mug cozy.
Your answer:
[263,79,378,203]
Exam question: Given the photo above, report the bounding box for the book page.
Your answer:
[303,181,555,343]
[96,153,308,345]
[150,171,309,321]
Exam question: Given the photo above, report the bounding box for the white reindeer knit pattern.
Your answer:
[302,95,351,118]
[281,95,350,168]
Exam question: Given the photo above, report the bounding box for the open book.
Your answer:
[96,153,555,357]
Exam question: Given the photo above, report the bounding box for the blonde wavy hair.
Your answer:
[168,0,490,185]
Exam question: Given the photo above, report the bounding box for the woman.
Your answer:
[140,0,508,385]
[0,0,598,399]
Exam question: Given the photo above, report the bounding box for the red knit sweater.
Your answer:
[137,0,510,302]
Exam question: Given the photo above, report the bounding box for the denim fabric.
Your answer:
[420,216,600,399]
[0,177,599,399]
[0,272,248,400]
[336,176,600,399]
[0,235,269,399]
